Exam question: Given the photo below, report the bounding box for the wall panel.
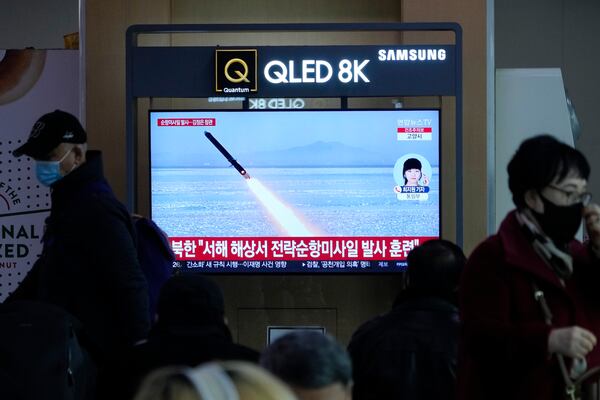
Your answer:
[495,0,600,228]
[403,0,488,254]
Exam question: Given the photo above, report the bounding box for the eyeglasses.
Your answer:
[547,185,592,206]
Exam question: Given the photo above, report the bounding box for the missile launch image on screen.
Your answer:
[204,130,316,236]
[204,131,251,180]
[151,110,440,240]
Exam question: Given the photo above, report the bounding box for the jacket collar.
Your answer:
[393,289,458,313]
[50,150,105,206]
[498,210,565,288]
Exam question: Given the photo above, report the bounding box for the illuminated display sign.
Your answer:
[131,45,456,98]
[126,23,464,251]
[215,49,258,93]
[263,59,370,84]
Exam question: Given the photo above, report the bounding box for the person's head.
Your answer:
[156,275,226,328]
[406,239,466,297]
[403,158,422,186]
[133,361,297,400]
[260,331,352,400]
[13,110,87,187]
[507,134,591,244]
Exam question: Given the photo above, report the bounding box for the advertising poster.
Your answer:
[0,49,79,301]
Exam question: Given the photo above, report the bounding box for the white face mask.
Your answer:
[35,148,72,187]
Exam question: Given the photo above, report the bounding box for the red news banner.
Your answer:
[169,237,437,261]
[157,118,216,127]
[397,127,432,133]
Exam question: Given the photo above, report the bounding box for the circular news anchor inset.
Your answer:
[393,153,431,201]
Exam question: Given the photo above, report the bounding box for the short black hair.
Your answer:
[403,158,422,184]
[407,239,466,294]
[260,331,352,389]
[507,134,590,208]
[156,275,225,326]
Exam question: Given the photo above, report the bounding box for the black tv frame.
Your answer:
[126,22,463,245]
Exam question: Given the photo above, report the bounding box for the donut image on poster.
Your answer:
[0,49,46,105]
[393,153,432,201]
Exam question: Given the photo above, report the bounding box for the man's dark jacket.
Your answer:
[348,290,459,400]
[102,320,259,400]
[8,151,150,356]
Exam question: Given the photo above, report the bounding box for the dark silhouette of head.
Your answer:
[155,275,225,328]
[260,331,352,400]
[406,239,466,296]
[507,134,589,209]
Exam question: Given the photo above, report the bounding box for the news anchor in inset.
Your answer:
[7,110,150,361]
[402,157,429,187]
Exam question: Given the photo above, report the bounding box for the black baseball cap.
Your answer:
[13,110,86,159]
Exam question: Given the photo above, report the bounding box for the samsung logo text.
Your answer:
[378,49,447,62]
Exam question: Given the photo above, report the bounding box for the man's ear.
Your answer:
[72,144,86,165]
[524,189,543,213]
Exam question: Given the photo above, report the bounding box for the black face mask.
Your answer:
[531,193,583,245]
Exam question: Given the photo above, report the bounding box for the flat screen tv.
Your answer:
[149,109,440,273]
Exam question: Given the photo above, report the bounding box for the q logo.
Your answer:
[215,49,257,93]
[224,58,250,83]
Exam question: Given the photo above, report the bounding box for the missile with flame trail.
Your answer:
[204,131,251,179]
[205,130,316,235]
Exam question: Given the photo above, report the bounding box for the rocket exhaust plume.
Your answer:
[205,131,251,179]
[246,178,316,236]
[204,131,316,236]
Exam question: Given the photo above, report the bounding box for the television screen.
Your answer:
[267,326,326,345]
[149,109,440,273]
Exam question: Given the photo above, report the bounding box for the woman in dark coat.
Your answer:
[458,135,600,400]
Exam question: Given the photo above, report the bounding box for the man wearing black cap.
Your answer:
[8,110,150,360]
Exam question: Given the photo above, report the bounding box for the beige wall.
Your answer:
[86,0,487,349]
[0,0,78,49]
[495,0,600,208]
[402,0,488,255]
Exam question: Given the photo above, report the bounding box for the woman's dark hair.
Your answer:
[403,158,422,185]
[507,134,590,208]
